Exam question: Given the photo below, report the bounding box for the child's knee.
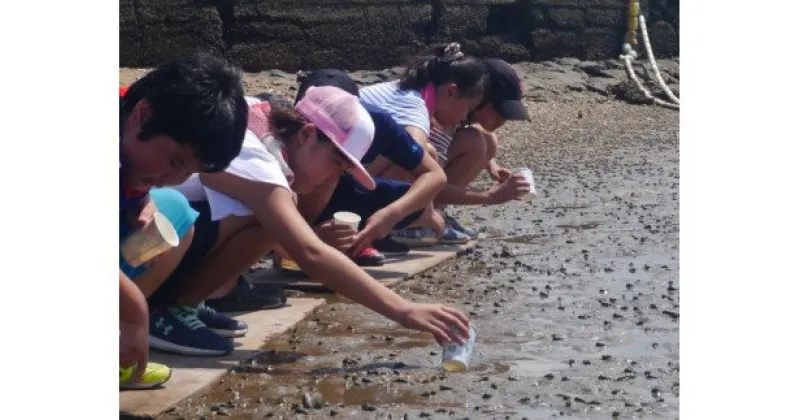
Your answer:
[453,128,488,161]
[172,225,194,256]
[149,188,198,239]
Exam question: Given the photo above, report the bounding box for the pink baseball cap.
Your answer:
[295,86,376,190]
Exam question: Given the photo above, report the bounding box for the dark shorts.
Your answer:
[148,200,221,306]
[314,174,424,229]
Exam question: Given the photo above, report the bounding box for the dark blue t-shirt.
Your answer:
[360,102,424,171]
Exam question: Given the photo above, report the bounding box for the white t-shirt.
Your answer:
[359,81,431,137]
[172,129,292,221]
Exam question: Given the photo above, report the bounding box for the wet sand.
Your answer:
[121,59,679,419]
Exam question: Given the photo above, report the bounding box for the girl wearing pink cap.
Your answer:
[141,86,471,357]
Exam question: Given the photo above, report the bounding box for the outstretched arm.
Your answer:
[200,173,470,344]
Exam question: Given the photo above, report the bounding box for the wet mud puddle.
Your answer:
[165,243,679,419]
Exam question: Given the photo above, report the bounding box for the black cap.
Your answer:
[483,59,530,121]
[295,69,359,104]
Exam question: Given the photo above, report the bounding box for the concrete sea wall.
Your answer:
[120,0,679,71]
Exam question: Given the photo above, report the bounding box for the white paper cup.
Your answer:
[333,211,361,231]
[121,212,180,268]
[441,324,477,372]
[515,167,536,202]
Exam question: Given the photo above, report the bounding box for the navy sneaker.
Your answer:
[373,236,411,257]
[149,306,233,356]
[206,277,287,312]
[197,302,248,338]
[444,214,479,239]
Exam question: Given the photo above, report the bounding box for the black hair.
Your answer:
[254,92,294,110]
[120,52,248,172]
[398,43,489,98]
[268,107,349,163]
[268,107,328,145]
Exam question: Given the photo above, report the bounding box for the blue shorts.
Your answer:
[119,188,198,280]
[315,175,424,229]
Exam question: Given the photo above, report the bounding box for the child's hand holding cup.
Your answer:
[121,212,180,268]
[333,211,362,231]
[514,167,536,203]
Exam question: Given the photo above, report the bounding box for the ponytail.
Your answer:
[398,43,488,98]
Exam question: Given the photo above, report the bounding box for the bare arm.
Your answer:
[198,173,470,343]
[437,173,528,206]
[377,151,446,225]
[436,125,527,206]
[120,270,149,380]
[437,184,495,205]
[352,149,447,253]
[389,125,446,214]
[120,270,148,326]
[201,174,408,319]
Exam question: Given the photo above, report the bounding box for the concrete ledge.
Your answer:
[119,298,325,418]
[120,242,475,417]
[248,241,477,291]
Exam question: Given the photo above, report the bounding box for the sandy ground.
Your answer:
[120,58,679,419]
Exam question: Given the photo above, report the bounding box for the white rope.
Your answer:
[622,54,680,110]
[639,15,680,104]
[619,11,679,110]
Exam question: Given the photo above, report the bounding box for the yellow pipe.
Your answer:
[626,0,640,46]
[629,1,640,17]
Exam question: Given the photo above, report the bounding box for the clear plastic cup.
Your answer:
[333,211,361,230]
[515,167,536,202]
[120,212,179,268]
[441,324,477,372]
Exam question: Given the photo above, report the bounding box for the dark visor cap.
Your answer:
[483,58,530,121]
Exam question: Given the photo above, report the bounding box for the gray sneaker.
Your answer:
[444,214,479,239]
[391,227,440,247]
[439,226,471,245]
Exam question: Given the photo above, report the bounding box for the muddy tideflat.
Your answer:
[120,59,680,419]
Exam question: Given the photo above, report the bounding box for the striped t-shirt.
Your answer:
[429,125,454,165]
[359,81,431,137]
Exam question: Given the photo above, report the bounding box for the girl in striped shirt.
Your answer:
[359,43,489,245]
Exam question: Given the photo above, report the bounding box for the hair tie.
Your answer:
[442,43,464,60]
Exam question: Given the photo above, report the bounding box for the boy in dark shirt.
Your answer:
[119,53,248,389]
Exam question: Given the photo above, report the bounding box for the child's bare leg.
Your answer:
[134,227,195,298]
[127,188,199,298]
[173,215,275,304]
[434,128,489,207]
